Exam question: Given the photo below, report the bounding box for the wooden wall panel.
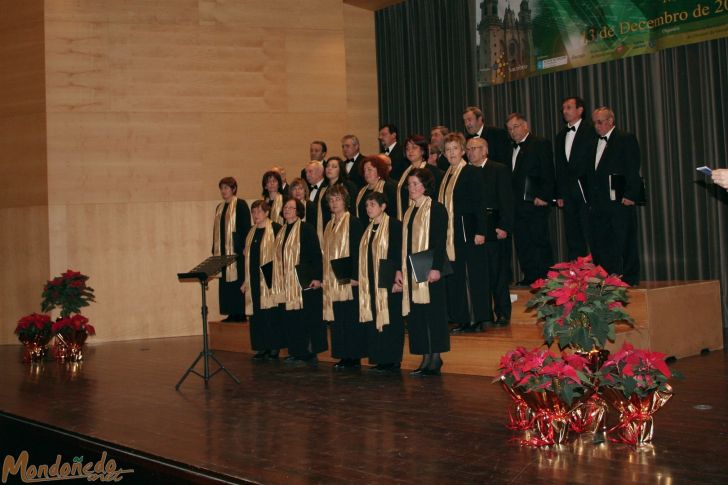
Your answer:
[0,206,50,345]
[47,201,218,342]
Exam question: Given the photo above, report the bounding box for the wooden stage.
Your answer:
[210,280,725,376]
[1,335,728,484]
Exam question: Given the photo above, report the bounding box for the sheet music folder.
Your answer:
[408,250,453,284]
[178,254,238,281]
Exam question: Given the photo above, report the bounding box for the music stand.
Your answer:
[175,255,241,390]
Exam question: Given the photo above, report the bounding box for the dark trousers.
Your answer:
[562,191,590,261]
[513,203,553,283]
[589,204,640,285]
[446,240,491,323]
[486,239,512,319]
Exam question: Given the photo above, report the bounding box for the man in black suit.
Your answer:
[430,125,450,171]
[304,160,327,231]
[467,137,514,325]
[506,113,556,286]
[379,124,408,182]
[588,107,641,286]
[463,106,511,165]
[341,134,365,190]
[554,96,598,260]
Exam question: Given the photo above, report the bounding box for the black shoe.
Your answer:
[284,355,302,365]
[304,355,318,367]
[420,368,442,376]
[346,358,361,369]
[451,323,471,334]
[268,350,280,360]
[333,359,348,369]
[252,351,268,361]
[495,316,510,326]
[409,368,426,376]
[221,315,236,322]
[284,355,297,362]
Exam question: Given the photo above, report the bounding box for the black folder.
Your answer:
[260,261,273,289]
[330,257,352,284]
[377,259,396,289]
[295,263,314,289]
[523,175,539,202]
[408,250,453,284]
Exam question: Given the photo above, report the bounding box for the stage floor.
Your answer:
[2,336,728,484]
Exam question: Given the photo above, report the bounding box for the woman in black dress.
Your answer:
[274,198,326,366]
[358,192,403,373]
[241,200,284,360]
[323,184,366,369]
[262,170,284,225]
[394,168,449,376]
[212,176,251,322]
[354,155,397,223]
[288,177,315,222]
[438,132,490,332]
[395,135,443,221]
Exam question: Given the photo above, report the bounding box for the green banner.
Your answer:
[476,0,728,86]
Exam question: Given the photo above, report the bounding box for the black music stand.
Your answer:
[175,255,241,390]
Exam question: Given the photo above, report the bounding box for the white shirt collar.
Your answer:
[568,119,582,130]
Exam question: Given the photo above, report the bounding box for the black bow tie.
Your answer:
[384,148,390,154]
[599,136,608,142]
[309,184,317,191]
[346,159,354,164]
[512,142,522,149]
[567,126,576,132]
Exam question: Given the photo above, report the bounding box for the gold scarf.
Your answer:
[396,162,426,220]
[269,193,283,225]
[437,160,465,261]
[213,197,238,282]
[355,179,385,215]
[358,214,390,330]
[322,211,353,321]
[401,196,432,316]
[316,185,328,246]
[243,220,276,315]
[273,219,303,310]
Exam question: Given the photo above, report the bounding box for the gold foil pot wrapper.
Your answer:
[569,392,607,434]
[54,331,88,363]
[498,378,534,430]
[519,390,572,446]
[601,385,674,447]
[19,334,51,363]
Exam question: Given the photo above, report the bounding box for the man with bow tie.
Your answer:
[554,96,598,260]
[341,134,365,190]
[588,107,642,286]
[506,113,556,286]
[378,123,408,181]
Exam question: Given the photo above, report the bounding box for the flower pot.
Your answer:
[54,331,88,362]
[600,385,674,446]
[519,390,572,446]
[498,378,534,430]
[19,334,51,363]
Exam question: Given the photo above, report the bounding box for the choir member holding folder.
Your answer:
[274,198,326,366]
[358,192,404,373]
[394,168,449,376]
[241,200,284,360]
[322,184,366,369]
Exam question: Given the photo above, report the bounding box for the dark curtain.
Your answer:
[375,0,476,137]
[376,3,728,326]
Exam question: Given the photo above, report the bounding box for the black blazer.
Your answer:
[509,134,556,204]
[477,159,514,235]
[285,220,323,281]
[386,142,409,182]
[356,180,397,223]
[306,179,329,232]
[404,201,449,272]
[554,121,598,201]
[588,129,642,208]
[346,154,365,190]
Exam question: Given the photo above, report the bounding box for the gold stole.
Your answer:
[273,219,303,310]
[213,197,238,282]
[243,220,276,316]
[355,179,385,214]
[396,162,426,220]
[269,193,283,225]
[437,160,465,262]
[322,212,353,321]
[401,197,432,316]
[358,214,390,330]
[316,185,328,246]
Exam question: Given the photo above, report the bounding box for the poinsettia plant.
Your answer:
[598,342,675,398]
[527,255,634,351]
[494,347,593,406]
[15,313,54,340]
[52,314,96,337]
[41,269,95,317]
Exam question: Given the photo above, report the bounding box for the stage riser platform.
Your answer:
[209,280,724,376]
